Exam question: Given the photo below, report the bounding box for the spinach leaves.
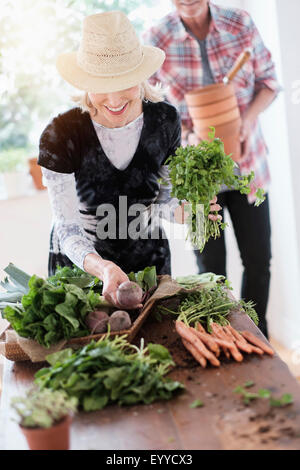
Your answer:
[3,275,102,347]
[128,266,157,291]
[34,336,184,411]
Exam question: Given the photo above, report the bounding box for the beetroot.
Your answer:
[108,310,132,331]
[85,310,109,334]
[116,281,143,309]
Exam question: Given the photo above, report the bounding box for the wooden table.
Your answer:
[1,310,300,450]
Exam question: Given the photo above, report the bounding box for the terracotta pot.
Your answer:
[193,106,240,129]
[195,118,242,162]
[20,415,72,450]
[188,95,238,119]
[222,134,242,162]
[28,157,46,190]
[185,83,235,107]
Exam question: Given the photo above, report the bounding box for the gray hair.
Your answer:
[72,80,167,116]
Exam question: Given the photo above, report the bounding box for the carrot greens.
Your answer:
[158,283,259,330]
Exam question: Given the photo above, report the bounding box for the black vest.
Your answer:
[39,100,181,275]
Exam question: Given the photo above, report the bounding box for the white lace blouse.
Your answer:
[42,113,179,270]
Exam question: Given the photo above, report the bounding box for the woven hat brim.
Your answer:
[56,46,165,93]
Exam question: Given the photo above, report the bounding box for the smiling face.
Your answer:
[173,0,209,19]
[88,85,142,128]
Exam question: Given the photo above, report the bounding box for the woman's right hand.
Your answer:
[100,261,130,307]
[84,254,131,307]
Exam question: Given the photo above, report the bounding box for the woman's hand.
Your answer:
[174,202,190,224]
[240,114,254,161]
[84,254,142,308]
[208,196,222,222]
[174,197,222,224]
[100,262,130,307]
[101,262,143,309]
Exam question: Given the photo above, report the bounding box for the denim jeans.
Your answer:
[194,191,271,338]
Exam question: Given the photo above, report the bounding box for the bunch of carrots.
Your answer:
[175,320,274,368]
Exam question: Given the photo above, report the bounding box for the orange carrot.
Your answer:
[235,340,253,354]
[210,323,232,359]
[211,333,230,359]
[226,325,264,354]
[176,321,220,367]
[250,345,264,355]
[195,322,206,333]
[222,326,252,353]
[227,325,248,344]
[241,331,274,356]
[211,323,243,362]
[181,338,207,368]
[222,326,236,343]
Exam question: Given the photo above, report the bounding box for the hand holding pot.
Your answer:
[240,112,255,160]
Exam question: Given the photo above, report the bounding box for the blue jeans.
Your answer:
[194,191,271,338]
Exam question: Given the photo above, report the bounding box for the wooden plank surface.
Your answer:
[1,310,300,450]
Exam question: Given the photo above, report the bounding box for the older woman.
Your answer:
[38,11,220,306]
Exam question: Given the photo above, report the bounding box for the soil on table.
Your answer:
[133,309,300,450]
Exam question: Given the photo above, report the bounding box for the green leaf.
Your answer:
[208,126,215,140]
[128,266,157,291]
[258,389,272,399]
[83,395,109,411]
[147,343,173,363]
[244,380,255,388]
[3,263,31,293]
[34,338,183,411]
[280,394,294,405]
[55,294,80,330]
[46,348,74,366]
[270,394,293,407]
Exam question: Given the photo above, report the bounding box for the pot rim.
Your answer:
[20,413,72,432]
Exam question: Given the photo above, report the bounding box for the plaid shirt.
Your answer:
[144,2,281,202]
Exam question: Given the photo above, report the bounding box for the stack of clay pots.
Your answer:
[185,83,242,162]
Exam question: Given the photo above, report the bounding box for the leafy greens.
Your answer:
[34,336,184,411]
[3,275,102,347]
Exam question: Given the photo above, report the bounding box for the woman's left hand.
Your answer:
[208,196,222,222]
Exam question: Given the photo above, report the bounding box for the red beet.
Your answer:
[85,310,109,334]
[108,310,132,331]
[116,281,143,309]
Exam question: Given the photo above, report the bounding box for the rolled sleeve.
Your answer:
[250,18,282,97]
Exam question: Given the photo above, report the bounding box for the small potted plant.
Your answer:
[11,387,78,450]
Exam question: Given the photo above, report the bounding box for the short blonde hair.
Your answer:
[72,81,167,116]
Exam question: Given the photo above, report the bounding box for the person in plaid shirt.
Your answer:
[144,0,281,338]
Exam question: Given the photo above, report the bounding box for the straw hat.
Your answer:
[56,11,165,93]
